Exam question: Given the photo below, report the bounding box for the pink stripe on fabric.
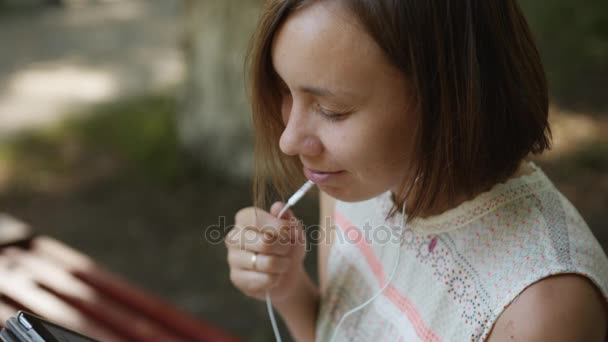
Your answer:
[333,212,387,282]
[334,210,442,342]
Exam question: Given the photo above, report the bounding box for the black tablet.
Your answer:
[10,311,99,342]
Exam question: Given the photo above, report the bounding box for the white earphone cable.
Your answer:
[265,181,406,342]
[328,198,407,342]
[266,180,316,342]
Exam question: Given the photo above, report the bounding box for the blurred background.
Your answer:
[0,0,605,341]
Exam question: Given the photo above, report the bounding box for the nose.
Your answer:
[278,101,323,157]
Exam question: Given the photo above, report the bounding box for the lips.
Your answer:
[306,167,342,174]
[303,167,344,184]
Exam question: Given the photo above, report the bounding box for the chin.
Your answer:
[319,184,384,203]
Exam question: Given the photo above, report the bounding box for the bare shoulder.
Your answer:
[318,190,336,295]
[487,273,608,341]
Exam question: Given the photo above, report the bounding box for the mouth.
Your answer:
[305,167,343,174]
[303,167,345,184]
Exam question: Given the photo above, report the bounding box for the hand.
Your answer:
[225,202,307,303]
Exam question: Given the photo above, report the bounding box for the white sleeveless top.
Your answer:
[315,162,608,341]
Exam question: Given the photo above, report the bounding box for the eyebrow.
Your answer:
[274,71,357,99]
[298,86,337,98]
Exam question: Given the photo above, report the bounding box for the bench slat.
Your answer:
[0,255,123,342]
[3,247,183,342]
[31,236,241,342]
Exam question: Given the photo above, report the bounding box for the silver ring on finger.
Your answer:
[251,251,258,271]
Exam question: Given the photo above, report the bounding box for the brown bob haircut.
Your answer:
[246,0,551,221]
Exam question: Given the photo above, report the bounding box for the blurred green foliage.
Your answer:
[0,94,202,190]
[61,94,188,180]
[520,0,608,112]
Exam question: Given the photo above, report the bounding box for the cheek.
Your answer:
[324,124,386,172]
[355,118,410,175]
[318,110,410,177]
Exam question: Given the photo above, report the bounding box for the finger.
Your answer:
[224,227,238,247]
[264,205,302,243]
[228,249,290,274]
[230,269,280,294]
[270,201,295,220]
[243,231,293,256]
[234,208,294,240]
[234,207,261,226]
[224,226,253,247]
[233,207,273,234]
[234,222,299,251]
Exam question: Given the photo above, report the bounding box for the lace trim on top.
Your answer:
[376,161,554,235]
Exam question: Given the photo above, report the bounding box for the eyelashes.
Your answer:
[279,89,350,123]
[315,104,348,122]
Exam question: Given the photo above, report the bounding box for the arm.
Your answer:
[273,267,320,342]
[486,274,607,341]
[272,190,335,341]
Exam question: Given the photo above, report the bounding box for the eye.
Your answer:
[315,105,349,122]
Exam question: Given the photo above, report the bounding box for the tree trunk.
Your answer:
[179,0,261,181]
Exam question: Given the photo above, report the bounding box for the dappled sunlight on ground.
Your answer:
[0,0,184,138]
[0,65,118,134]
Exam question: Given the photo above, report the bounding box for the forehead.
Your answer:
[270,2,396,93]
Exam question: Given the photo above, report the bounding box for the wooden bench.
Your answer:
[0,214,241,342]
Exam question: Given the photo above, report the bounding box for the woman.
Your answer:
[225,0,608,340]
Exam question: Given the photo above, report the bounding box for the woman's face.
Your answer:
[271,2,415,202]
